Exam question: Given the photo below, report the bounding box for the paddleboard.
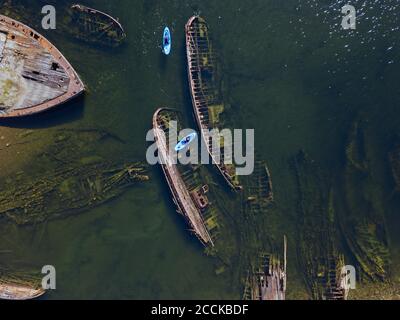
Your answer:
[175,133,197,152]
[163,27,171,55]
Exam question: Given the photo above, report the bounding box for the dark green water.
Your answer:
[0,0,399,299]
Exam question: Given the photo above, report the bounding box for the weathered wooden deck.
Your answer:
[0,15,84,117]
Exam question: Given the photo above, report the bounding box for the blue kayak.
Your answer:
[162,27,171,55]
[175,133,197,152]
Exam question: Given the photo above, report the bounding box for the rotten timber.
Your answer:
[185,16,241,191]
[0,15,84,117]
[0,160,149,225]
[325,255,350,300]
[243,236,287,300]
[153,108,214,246]
[246,160,274,211]
[69,4,126,47]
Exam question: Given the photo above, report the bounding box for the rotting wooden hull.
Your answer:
[70,4,126,46]
[243,237,287,300]
[325,255,349,300]
[0,282,45,300]
[0,160,148,225]
[0,15,84,117]
[185,16,241,191]
[153,108,214,246]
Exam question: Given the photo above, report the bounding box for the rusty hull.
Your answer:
[0,15,84,117]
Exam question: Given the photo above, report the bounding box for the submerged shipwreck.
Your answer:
[243,238,287,300]
[0,160,148,225]
[185,16,241,191]
[153,108,217,247]
[245,160,274,209]
[340,121,390,282]
[241,177,285,300]
[0,114,148,227]
[66,4,126,47]
[293,151,349,300]
[0,15,84,117]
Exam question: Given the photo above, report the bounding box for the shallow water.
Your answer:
[0,0,399,299]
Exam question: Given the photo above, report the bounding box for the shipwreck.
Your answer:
[0,15,84,117]
[68,4,126,47]
[185,16,241,191]
[153,108,215,246]
[0,281,45,300]
[0,161,148,225]
[0,266,45,300]
[243,237,287,300]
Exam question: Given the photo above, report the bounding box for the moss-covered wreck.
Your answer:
[339,121,390,282]
[0,128,148,225]
[293,150,348,300]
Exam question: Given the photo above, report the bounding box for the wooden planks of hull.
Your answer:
[0,15,84,117]
[0,282,45,300]
[70,4,126,46]
[243,237,287,300]
[185,16,241,191]
[153,108,214,247]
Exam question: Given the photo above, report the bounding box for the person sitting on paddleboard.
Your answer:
[164,36,169,46]
[182,136,191,145]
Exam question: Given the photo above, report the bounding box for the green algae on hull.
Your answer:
[339,121,390,282]
[0,161,148,225]
[0,128,148,225]
[237,158,287,300]
[152,108,240,263]
[65,4,126,48]
[153,108,215,246]
[152,108,286,300]
[185,16,241,191]
[292,150,347,300]
[1,1,125,48]
[242,239,286,300]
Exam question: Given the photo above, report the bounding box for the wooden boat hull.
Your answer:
[0,15,84,117]
[70,4,126,47]
[0,282,45,300]
[185,16,241,191]
[153,108,214,246]
[243,237,287,300]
